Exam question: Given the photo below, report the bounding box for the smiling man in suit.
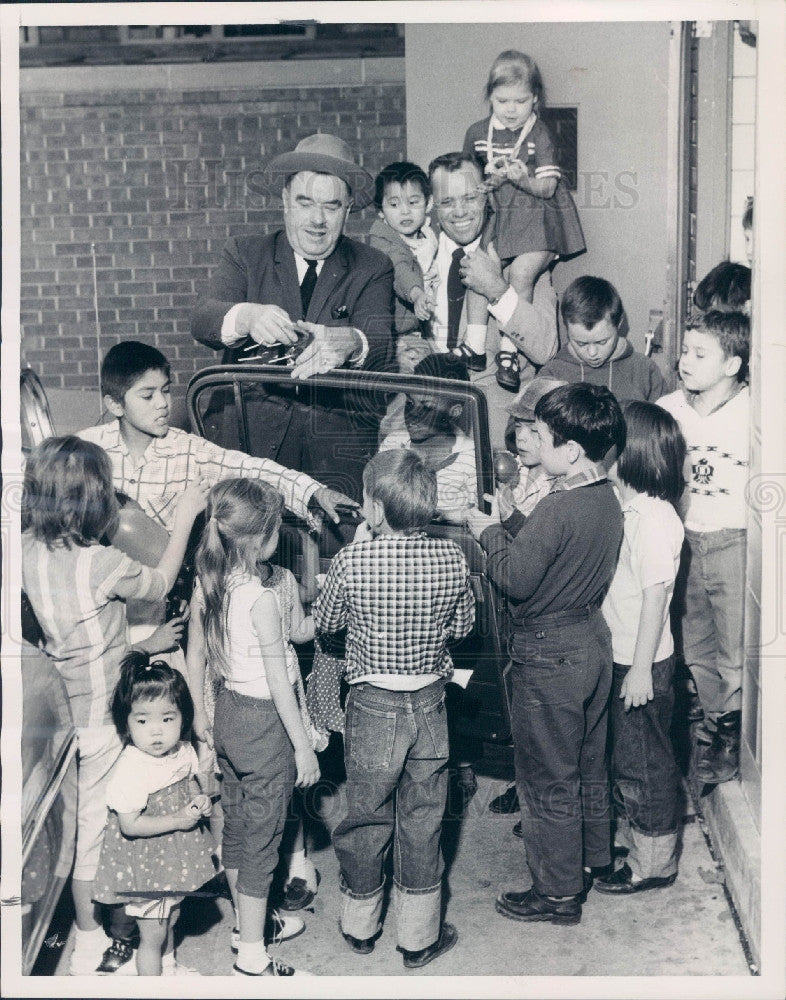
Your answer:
[191,134,395,497]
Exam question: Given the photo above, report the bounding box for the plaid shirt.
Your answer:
[78,420,320,530]
[313,533,475,683]
[550,463,608,494]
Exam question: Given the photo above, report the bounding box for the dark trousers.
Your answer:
[509,609,612,897]
[610,656,680,836]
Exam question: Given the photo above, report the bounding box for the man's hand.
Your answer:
[237,303,298,347]
[313,486,359,525]
[459,243,508,303]
[289,322,361,379]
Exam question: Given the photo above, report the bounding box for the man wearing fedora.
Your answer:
[191,133,395,500]
[192,132,394,378]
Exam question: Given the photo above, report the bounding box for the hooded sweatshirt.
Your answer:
[539,337,666,403]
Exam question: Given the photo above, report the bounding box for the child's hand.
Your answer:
[142,617,186,654]
[188,793,212,818]
[478,175,504,193]
[620,667,654,712]
[172,804,200,831]
[496,483,517,523]
[176,477,211,523]
[294,746,320,788]
[412,288,434,322]
[503,158,528,184]
[193,708,214,750]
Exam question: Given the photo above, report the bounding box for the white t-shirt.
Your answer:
[602,492,684,666]
[657,386,749,531]
[378,428,478,512]
[106,742,198,814]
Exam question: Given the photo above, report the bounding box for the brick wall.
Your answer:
[20,75,406,402]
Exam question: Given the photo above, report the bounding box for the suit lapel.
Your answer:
[307,239,347,322]
[273,231,304,321]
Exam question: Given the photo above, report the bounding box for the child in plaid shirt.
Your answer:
[313,450,475,968]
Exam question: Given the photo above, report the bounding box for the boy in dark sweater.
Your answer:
[464,383,624,925]
[540,276,665,403]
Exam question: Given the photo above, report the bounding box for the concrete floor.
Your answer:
[46,772,751,986]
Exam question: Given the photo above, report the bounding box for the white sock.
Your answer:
[463,326,487,355]
[285,850,317,889]
[235,941,270,974]
[161,951,176,972]
[73,925,109,953]
[498,334,517,355]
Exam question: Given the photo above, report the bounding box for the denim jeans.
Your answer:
[509,609,612,898]
[333,680,449,951]
[679,528,746,723]
[214,688,295,899]
[610,657,680,879]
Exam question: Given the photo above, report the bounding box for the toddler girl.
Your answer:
[190,478,320,977]
[92,652,216,975]
[598,402,686,895]
[463,49,585,391]
[21,435,207,975]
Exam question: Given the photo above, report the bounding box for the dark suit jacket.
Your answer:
[191,230,394,370]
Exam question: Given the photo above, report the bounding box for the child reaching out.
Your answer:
[596,403,686,895]
[463,50,585,392]
[190,478,320,978]
[20,436,207,976]
[92,653,216,976]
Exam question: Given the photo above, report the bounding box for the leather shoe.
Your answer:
[593,862,677,895]
[95,938,136,975]
[399,922,458,968]
[342,931,376,955]
[495,887,581,925]
[453,343,487,372]
[580,864,614,901]
[495,351,521,392]
[489,784,519,814]
[512,820,523,838]
[280,870,321,911]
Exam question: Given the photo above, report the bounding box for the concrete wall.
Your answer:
[19,59,406,405]
[404,21,672,353]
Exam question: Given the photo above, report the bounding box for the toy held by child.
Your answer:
[313,450,475,967]
[21,435,208,976]
[463,50,585,391]
[597,402,686,895]
[539,276,666,402]
[92,653,216,976]
[658,310,750,784]
[191,478,320,977]
[369,161,439,338]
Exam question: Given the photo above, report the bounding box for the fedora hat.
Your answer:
[267,133,375,210]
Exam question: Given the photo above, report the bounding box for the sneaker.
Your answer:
[230,911,306,952]
[95,937,137,975]
[233,957,313,977]
[162,960,201,975]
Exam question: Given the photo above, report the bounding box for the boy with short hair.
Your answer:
[693,261,751,315]
[464,383,625,925]
[658,310,750,783]
[540,276,665,403]
[313,449,475,968]
[369,161,439,336]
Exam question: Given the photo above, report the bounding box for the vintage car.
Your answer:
[186,360,513,746]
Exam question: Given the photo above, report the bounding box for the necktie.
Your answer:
[300,258,319,316]
[447,247,466,349]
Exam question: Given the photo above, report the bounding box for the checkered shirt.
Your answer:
[550,464,608,493]
[312,533,475,683]
[78,420,320,530]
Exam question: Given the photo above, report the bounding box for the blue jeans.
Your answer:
[214,688,295,899]
[333,680,449,951]
[679,528,746,722]
[610,657,681,879]
[509,609,612,898]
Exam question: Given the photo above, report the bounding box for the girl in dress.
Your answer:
[597,402,686,894]
[92,651,216,976]
[463,50,586,392]
[190,478,320,977]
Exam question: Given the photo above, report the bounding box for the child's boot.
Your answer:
[696,710,741,784]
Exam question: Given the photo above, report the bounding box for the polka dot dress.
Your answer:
[93,776,217,908]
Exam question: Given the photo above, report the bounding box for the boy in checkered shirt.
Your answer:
[313,449,474,969]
